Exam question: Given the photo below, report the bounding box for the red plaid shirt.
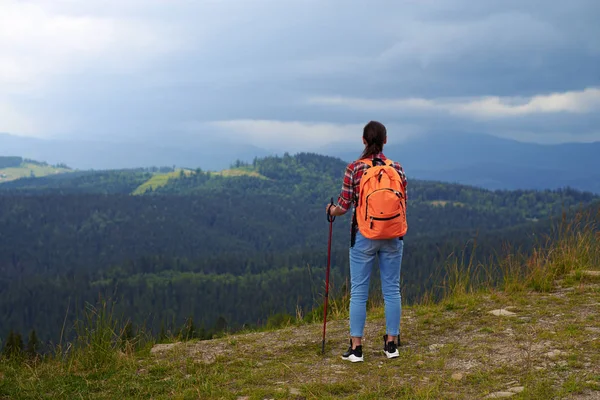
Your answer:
[336,152,408,212]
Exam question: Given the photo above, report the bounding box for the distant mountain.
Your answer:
[3,131,599,193]
[327,132,600,193]
[0,133,270,171]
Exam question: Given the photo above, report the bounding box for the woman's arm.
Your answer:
[327,163,355,217]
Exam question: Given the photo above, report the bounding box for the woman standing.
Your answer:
[326,120,408,362]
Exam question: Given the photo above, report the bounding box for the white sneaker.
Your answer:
[383,335,399,359]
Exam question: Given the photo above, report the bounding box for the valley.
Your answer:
[1,153,597,348]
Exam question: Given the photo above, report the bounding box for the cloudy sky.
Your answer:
[1,0,599,152]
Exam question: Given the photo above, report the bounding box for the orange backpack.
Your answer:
[355,158,407,240]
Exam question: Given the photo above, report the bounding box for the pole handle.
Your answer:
[327,197,336,223]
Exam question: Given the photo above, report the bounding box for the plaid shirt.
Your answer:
[336,152,408,213]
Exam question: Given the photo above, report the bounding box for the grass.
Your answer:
[132,167,267,195]
[1,207,599,399]
[132,170,194,194]
[0,162,71,182]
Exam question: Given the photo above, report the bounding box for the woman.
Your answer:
[326,120,407,363]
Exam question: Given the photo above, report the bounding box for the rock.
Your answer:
[451,372,464,381]
[508,386,524,393]
[582,270,600,277]
[485,391,516,398]
[429,344,445,351]
[489,309,516,317]
[150,342,181,354]
[289,388,301,395]
[545,350,566,359]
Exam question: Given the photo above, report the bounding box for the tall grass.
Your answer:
[27,298,151,374]
[522,209,600,291]
[432,206,600,304]
[69,300,139,371]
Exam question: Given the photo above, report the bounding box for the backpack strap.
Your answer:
[359,158,394,167]
[359,158,373,167]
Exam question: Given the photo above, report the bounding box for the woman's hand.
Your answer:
[326,203,346,217]
[326,203,334,216]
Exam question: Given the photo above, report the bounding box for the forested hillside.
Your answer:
[0,153,597,349]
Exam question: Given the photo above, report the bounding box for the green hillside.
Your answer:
[132,169,194,195]
[0,156,71,183]
[131,167,266,195]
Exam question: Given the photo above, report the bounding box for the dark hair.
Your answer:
[360,120,387,159]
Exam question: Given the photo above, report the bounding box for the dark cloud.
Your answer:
[1,0,599,149]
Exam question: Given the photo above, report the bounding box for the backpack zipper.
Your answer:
[372,213,401,221]
[370,214,402,229]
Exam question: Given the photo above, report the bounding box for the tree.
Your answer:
[215,316,228,334]
[26,329,39,359]
[158,321,167,342]
[3,330,23,359]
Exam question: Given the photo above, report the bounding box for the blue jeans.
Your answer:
[349,230,404,338]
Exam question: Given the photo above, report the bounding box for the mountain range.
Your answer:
[327,132,600,193]
[2,131,599,193]
[0,132,270,171]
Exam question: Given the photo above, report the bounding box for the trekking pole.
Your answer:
[322,197,335,355]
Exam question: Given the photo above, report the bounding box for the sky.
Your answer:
[1,0,599,152]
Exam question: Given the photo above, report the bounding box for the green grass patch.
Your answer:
[0,162,71,182]
[132,170,193,194]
